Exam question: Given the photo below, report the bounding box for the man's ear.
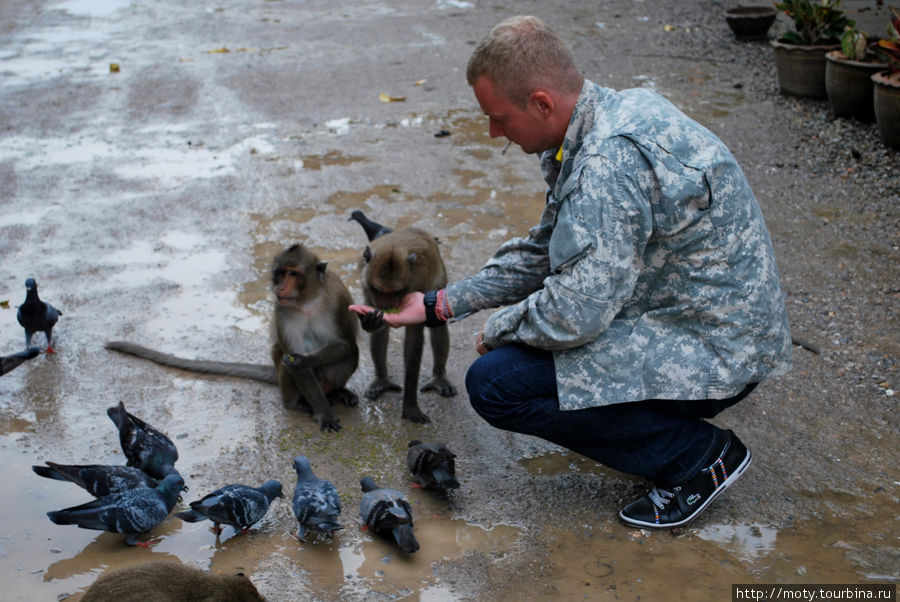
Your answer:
[530,90,554,117]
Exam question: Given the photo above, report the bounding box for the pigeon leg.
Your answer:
[126,534,159,548]
[209,524,223,535]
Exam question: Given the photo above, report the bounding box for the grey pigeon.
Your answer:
[176,480,283,536]
[0,346,41,376]
[349,210,393,241]
[291,455,342,541]
[46,472,184,547]
[359,476,419,553]
[17,278,62,353]
[107,401,179,480]
[406,440,460,492]
[33,461,160,497]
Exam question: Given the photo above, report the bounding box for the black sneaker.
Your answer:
[618,430,751,529]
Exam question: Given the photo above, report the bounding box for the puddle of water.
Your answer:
[505,450,896,600]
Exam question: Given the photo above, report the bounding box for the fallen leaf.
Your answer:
[206,47,231,54]
[663,24,676,32]
[109,63,120,73]
[379,92,406,102]
[0,300,9,309]
[415,79,427,86]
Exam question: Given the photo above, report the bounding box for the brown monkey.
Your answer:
[106,243,359,432]
[349,210,456,424]
[81,560,266,601]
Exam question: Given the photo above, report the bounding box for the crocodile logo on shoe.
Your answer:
[686,493,702,505]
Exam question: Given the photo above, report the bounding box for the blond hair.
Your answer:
[466,16,582,107]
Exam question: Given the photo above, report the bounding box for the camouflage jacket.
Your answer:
[446,79,792,409]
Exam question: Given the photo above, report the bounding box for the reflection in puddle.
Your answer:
[695,523,778,562]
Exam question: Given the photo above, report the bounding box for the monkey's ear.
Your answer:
[363,246,373,263]
[407,252,417,266]
[316,261,327,281]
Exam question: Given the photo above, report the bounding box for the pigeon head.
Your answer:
[260,479,284,500]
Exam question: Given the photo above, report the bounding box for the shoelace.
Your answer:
[648,485,680,509]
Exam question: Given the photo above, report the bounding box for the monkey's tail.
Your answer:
[105,341,278,384]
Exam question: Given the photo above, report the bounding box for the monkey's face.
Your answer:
[272,267,306,303]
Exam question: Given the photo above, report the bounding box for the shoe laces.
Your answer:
[647,485,681,509]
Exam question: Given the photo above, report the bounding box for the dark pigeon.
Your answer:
[348,210,393,241]
[33,461,160,497]
[176,480,283,536]
[107,401,179,480]
[17,278,62,353]
[0,346,41,376]
[406,440,460,492]
[359,476,419,553]
[46,472,184,547]
[291,455,342,541]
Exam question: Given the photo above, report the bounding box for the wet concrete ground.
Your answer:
[1,0,897,600]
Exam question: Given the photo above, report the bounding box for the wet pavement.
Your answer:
[1,0,897,600]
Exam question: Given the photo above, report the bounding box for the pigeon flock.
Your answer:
[33,403,457,552]
[13,277,461,553]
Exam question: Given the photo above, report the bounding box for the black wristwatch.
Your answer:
[423,290,442,328]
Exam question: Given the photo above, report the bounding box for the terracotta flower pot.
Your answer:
[825,50,889,121]
[771,38,840,99]
[725,6,777,41]
[872,71,900,149]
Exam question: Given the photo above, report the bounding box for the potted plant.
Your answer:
[771,0,855,98]
[825,26,888,121]
[725,6,778,41]
[872,5,900,148]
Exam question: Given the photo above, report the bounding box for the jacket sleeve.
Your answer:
[481,156,653,351]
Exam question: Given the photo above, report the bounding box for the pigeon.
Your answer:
[291,455,342,541]
[406,440,460,492]
[359,476,419,553]
[348,210,393,241]
[107,401,179,480]
[0,346,41,376]
[33,461,160,497]
[176,480,283,536]
[46,472,184,547]
[17,278,62,353]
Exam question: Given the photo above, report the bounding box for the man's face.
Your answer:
[472,76,556,155]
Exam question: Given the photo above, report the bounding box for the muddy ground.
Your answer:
[0,0,897,600]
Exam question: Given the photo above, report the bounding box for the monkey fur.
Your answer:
[106,243,359,432]
[350,210,457,424]
[80,560,265,601]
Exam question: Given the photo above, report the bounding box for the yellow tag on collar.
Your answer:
[555,145,564,162]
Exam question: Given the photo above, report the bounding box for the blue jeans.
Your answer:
[465,345,756,485]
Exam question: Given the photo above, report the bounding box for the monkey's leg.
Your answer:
[401,324,429,423]
[365,327,401,400]
[282,363,341,432]
[420,323,457,397]
[284,343,359,408]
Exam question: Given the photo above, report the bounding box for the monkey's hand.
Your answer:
[357,309,385,332]
[282,353,313,369]
[349,294,425,328]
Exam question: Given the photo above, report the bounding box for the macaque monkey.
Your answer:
[81,561,265,601]
[349,210,457,424]
[106,244,359,432]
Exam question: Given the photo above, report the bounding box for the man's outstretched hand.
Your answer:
[349,291,426,328]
